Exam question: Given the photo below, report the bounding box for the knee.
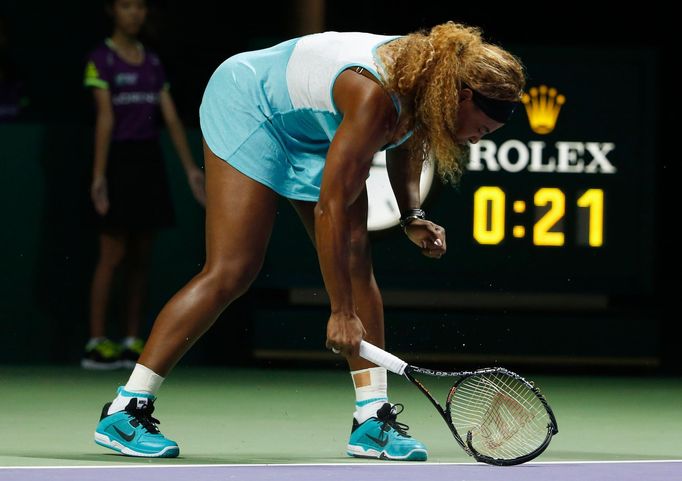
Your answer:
[201,259,262,305]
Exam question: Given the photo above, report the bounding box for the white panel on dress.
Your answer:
[285,32,394,113]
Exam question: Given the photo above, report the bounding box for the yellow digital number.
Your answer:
[473,186,505,245]
[577,189,604,247]
[533,188,565,246]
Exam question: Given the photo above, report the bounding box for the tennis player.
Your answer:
[92,21,525,460]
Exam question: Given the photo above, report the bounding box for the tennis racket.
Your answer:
[359,340,558,466]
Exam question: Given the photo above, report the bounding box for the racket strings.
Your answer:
[478,392,533,449]
[449,373,550,459]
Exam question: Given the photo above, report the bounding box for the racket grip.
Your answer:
[359,341,408,375]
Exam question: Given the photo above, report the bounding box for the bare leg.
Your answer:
[138,142,279,376]
[89,232,127,338]
[122,231,156,338]
[290,189,383,371]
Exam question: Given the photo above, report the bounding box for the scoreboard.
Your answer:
[366,46,658,296]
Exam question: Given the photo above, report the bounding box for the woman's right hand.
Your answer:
[326,311,366,358]
[91,176,109,216]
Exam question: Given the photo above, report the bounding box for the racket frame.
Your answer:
[403,365,559,466]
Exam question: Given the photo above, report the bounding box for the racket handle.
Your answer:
[359,341,408,375]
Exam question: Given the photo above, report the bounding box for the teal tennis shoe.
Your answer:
[94,390,179,458]
[347,403,427,461]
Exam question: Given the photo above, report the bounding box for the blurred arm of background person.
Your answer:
[159,89,206,207]
[91,87,114,215]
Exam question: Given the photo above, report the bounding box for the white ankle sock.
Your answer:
[125,363,164,394]
[107,364,165,415]
[85,337,106,349]
[121,336,140,348]
[351,367,388,423]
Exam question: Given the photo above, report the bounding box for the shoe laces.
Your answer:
[376,403,412,438]
[125,398,161,434]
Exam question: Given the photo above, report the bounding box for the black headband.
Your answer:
[463,84,519,124]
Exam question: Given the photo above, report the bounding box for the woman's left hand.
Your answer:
[404,219,447,258]
[186,167,207,207]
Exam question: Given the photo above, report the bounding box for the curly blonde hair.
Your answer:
[378,22,526,183]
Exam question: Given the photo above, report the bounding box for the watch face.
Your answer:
[366,151,435,231]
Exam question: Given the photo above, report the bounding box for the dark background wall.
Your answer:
[0,1,677,372]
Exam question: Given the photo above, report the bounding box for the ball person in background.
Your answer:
[92,21,524,459]
[82,0,205,370]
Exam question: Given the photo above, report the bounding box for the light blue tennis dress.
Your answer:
[199,32,412,202]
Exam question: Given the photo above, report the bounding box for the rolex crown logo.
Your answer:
[522,85,566,135]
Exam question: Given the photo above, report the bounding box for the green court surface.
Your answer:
[1,366,681,466]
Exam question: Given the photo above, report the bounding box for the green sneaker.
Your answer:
[120,338,145,369]
[94,388,179,457]
[81,338,122,370]
[347,403,428,461]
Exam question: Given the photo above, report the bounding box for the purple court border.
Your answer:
[1,461,681,481]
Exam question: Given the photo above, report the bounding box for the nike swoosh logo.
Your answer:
[113,426,135,442]
[366,434,388,447]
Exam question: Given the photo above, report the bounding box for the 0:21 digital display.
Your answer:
[472,186,604,247]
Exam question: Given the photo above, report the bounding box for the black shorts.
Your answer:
[98,139,175,232]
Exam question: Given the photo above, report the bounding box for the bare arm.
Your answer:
[91,88,114,215]
[159,89,206,206]
[386,140,422,215]
[159,89,195,172]
[387,142,447,258]
[92,88,114,181]
[317,70,397,356]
